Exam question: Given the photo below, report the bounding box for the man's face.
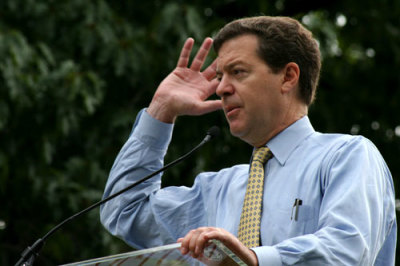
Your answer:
[216,34,285,146]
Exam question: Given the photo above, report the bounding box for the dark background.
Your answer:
[1,0,399,265]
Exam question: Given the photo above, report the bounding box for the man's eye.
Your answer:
[216,75,222,81]
[233,69,244,75]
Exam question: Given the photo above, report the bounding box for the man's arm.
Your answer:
[99,110,176,248]
[100,37,223,248]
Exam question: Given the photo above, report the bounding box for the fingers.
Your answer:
[177,38,195,68]
[202,59,217,81]
[176,37,214,72]
[179,227,241,259]
[179,228,210,258]
[195,100,222,115]
[202,229,259,266]
[205,76,220,95]
[190,37,213,72]
[178,227,252,259]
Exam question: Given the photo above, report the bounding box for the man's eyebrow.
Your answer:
[217,60,248,73]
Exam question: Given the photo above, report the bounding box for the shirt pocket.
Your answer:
[287,203,318,236]
[268,202,318,243]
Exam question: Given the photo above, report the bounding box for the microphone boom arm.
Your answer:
[15,126,219,266]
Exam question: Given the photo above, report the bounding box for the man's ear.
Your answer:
[281,62,300,94]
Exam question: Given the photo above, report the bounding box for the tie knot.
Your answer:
[252,147,272,165]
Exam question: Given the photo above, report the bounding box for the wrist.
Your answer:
[247,249,259,266]
[147,99,177,124]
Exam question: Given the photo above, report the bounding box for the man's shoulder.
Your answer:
[303,132,385,165]
[311,131,373,150]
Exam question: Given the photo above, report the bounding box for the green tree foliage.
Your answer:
[0,0,399,265]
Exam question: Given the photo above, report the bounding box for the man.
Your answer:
[100,16,396,265]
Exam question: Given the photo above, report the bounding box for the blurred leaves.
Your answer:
[0,0,399,265]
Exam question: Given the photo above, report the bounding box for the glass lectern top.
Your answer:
[61,240,246,266]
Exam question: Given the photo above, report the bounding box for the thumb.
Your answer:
[193,100,222,115]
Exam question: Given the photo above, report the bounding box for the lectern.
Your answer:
[61,240,246,266]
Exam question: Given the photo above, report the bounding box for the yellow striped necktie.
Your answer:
[238,147,273,248]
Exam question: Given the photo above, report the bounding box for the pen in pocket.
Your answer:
[291,198,303,221]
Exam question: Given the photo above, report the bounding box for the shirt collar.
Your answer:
[266,116,315,166]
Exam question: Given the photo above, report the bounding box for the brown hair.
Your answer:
[213,16,321,105]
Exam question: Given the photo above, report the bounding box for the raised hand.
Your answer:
[147,38,222,123]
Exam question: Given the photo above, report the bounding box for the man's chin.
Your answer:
[228,124,246,139]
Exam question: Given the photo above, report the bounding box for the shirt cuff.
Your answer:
[130,108,174,150]
[251,246,282,266]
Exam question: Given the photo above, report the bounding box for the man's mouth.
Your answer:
[225,105,241,118]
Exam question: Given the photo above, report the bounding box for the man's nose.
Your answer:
[216,76,234,98]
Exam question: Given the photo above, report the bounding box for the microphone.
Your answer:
[204,126,220,142]
[15,126,220,266]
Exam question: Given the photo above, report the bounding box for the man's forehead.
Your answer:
[215,35,259,70]
[216,58,248,72]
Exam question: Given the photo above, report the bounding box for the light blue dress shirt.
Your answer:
[100,110,396,265]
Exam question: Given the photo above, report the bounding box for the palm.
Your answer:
[149,38,221,122]
[162,67,217,112]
